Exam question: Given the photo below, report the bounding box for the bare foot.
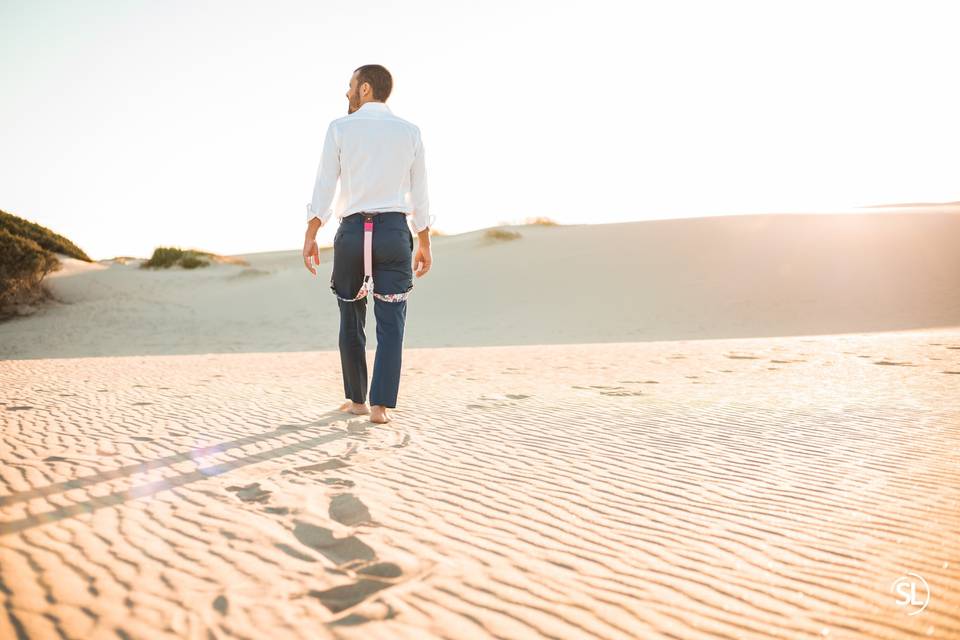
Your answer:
[338,400,370,415]
[370,405,391,424]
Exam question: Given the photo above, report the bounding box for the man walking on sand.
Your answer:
[303,64,434,424]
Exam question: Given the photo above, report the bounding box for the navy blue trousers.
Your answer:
[330,211,414,408]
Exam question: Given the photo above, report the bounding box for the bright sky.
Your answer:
[1,0,958,261]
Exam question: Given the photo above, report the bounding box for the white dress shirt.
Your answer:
[306,101,434,233]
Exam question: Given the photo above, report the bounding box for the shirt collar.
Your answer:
[356,101,392,114]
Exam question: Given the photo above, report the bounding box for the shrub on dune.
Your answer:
[179,255,210,269]
[0,228,61,317]
[0,209,88,319]
[141,247,213,269]
[484,228,522,241]
[0,209,91,262]
[140,247,248,269]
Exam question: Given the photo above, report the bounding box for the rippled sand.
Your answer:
[2,329,959,638]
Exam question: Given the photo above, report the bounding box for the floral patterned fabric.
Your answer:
[330,276,412,303]
[372,290,412,302]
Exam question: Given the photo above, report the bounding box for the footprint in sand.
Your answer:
[226,482,272,503]
[320,477,356,488]
[355,562,403,579]
[280,426,409,481]
[309,556,410,618]
[873,360,917,367]
[257,424,420,618]
[275,542,316,562]
[309,580,396,614]
[5,405,33,411]
[390,433,410,448]
[292,521,375,565]
[329,494,373,526]
[342,423,411,451]
[725,354,760,360]
[281,480,420,617]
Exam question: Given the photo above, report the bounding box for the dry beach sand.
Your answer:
[2,332,959,638]
[1,208,959,359]
[1,208,960,638]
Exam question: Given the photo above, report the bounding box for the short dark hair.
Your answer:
[354,64,393,101]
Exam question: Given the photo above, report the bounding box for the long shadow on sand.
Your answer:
[0,412,350,536]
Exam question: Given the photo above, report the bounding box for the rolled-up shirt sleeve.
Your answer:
[409,128,434,233]
[306,122,340,224]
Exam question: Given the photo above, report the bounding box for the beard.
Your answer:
[347,95,360,114]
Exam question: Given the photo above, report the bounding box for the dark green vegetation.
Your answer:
[141,247,215,269]
[0,209,91,262]
[0,209,91,319]
[484,228,522,241]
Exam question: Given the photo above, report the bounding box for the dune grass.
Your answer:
[0,209,90,319]
[140,247,250,269]
[141,247,214,269]
[0,209,91,261]
[484,228,522,241]
[0,228,61,293]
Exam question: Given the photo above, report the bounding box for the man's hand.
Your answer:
[414,244,432,278]
[303,237,320,275]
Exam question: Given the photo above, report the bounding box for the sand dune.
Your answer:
[2,208,958,637]
[2,329,959,637]
[1,207,958,360]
